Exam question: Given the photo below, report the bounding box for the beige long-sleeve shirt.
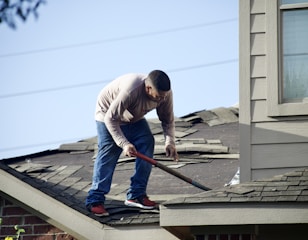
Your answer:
[95,73,175,149]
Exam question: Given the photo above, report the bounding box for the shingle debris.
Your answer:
[59,107,239,169]
[1,106,240,226]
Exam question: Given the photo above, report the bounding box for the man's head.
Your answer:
[147,70,171,91]
[145,70,171,102]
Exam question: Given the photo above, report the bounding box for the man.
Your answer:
[85,70,178,216]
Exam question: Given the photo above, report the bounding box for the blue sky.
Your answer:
[0,0,239,159]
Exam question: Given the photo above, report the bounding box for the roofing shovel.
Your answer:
[133,151,211,191]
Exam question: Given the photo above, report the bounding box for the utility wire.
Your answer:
[0,79,111,99]
[167,59,238,73]
[0,58,238,99]
[0,137,86,153]
[0,18,238,58]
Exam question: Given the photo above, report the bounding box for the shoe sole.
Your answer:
[88,207,109,217]
[124,200,155,210]
[93,212,109,217]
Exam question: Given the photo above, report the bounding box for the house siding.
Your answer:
[0,196,77,240]
[239,0,308,181]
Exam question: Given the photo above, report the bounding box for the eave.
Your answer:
[0,165,176,240]
[160,202,308,227]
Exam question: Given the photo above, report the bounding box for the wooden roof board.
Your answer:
[178,138,207,144]
[59,142,94,151]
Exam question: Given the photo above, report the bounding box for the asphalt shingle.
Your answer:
[1,106,240,226]
[163,168,308,205]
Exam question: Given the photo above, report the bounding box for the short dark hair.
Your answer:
[148,70,171,91]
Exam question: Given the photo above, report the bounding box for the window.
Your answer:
[267,0,308,116]
[281,1,308,103]
[201,234,254,240]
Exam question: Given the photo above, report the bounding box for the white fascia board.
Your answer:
[160,204,308,227]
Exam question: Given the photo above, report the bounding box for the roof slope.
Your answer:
[161,168,308,227]
[0,106,239,239]
[163,168,308,205]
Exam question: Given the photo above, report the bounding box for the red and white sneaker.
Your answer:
[124,195,156,209]
[89,204,109,217]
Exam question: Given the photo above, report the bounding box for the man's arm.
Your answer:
[156,91,179,161]
[104,92,131,149]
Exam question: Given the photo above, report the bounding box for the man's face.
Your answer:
[146,85,168,102]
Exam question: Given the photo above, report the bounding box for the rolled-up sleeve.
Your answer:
[104,92,131,148]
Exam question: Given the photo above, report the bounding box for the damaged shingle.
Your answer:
[12,162,52,173]
[1,105,240,227]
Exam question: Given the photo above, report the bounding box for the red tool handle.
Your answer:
[133,151,211,191]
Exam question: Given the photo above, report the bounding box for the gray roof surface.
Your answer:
[163,168,308,205]
[1,106,239,226]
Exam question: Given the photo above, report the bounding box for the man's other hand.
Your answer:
[165,144,179,162]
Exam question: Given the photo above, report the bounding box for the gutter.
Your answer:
[160,202,308,226]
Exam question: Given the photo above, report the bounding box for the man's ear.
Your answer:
[145,85,152,94]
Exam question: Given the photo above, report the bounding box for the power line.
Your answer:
[0,18,238,58]
[0,137,86,153]
[0,79,112,99]
[0,58,238,99]
[167,59,238,73]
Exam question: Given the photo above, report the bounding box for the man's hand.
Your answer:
[123,143,137,157]
[165,144,179,162]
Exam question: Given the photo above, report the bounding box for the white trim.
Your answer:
[160,203,308,227]
[267,0,308,116]
[239,0,252,181]
[280,3,308,10]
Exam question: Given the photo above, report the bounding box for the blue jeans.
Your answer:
[85,118,154,207]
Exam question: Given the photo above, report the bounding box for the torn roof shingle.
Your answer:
[181,107,239,126]
[59,106,239,158]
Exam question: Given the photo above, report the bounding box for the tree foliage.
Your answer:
[0,0,45,29]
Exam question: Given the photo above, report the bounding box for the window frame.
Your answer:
[267,0,308,116]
